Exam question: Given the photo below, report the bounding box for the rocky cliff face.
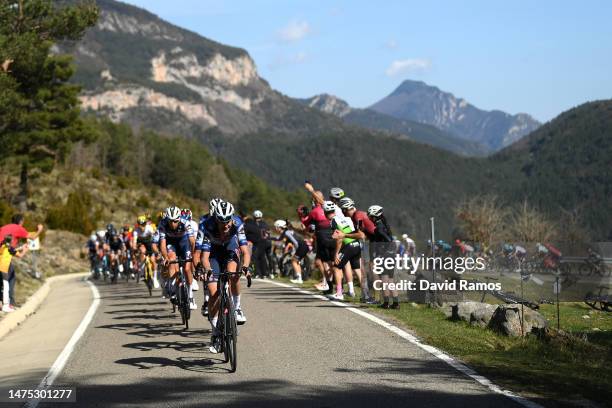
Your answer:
[370,80,541,151]
[63,0,341,136]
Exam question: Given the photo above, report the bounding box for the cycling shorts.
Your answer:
[315,229,335,262]
[137,239,154,255]
[166,235,191,261]
[207,240,240,282]
[293,241,309,260]
[337,241,361,270]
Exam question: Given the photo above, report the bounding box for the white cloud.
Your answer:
[278,20,311,42]
[385,58,431,77]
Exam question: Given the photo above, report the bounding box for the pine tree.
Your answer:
[0,0,98,165]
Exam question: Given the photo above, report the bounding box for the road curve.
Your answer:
[33,278,522,408]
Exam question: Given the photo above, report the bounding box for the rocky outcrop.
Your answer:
[488,305,548,337]
[440,301,548,336]
[79,87,218,126]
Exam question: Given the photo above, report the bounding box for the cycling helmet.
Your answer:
[330,187,345,200]
[181,208,192,221]
[253,210,263,219]
[338,197,355,210]
[209,197,222,216]
[322,201,336,213]
[215,201,234,223]
[401,233,408,240]
[274,219,287,229]
[90,234,97,241]
[367,205,383,218]
[503,243,514,253]
[137,215,146,225]
[122,225,130,233]
[106,223,114,231]
[165,206,182,221]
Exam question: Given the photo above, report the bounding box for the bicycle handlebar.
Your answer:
[166,258,194,265]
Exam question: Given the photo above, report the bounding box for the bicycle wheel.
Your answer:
[218,294,229,363]
[181,284,190,330]
[225,294,238,372]
[176,281,186,325]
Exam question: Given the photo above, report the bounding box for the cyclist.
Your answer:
[324,201,362,301]
[121,225,134,278]
[333,197,377,303]
[133,215,158,287]
[86,233,99,275]
[105,224,126,282]
[182,208,200,292]
[367,205,400,309]
[194,201,252,353]
[196,198,222,316]
[274,219,308,284]
[158,206,197,310]
[401,234,416,257]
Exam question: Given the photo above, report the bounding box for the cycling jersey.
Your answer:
[196,215,247,252]
[197,215,247,281]
[300,205,330,231]
[279,229,309,259]
[108,235,124,252]
[134,224,155,243]
[331,215,357,245]
[158,218,195,241]
[351,210,376,240]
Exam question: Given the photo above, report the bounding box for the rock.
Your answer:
[488,305,548,337]
[451,302,498,327]
[582,315,590,319]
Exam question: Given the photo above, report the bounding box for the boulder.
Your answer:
[488,305,548,337]
[439,301,497,327]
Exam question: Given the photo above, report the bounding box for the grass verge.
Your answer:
[274,276,612,406]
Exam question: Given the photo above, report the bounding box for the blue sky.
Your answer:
[122,0,611,122]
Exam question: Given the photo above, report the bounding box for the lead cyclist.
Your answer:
[194,200,251,353]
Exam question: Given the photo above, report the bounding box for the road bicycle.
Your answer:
[167,258,192,330]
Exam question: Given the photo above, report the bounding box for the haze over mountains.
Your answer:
[57,0,611,239]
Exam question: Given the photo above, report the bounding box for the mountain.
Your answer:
[370,80,541,152]
[298,94,489,156]
[493,100,612,239]
[58,0,344,137]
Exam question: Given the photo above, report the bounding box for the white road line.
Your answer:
[266,280,542,408]
[25,279,101,408]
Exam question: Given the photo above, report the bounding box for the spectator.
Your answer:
[244,212,269,279]
[0,214,44,308]
[254,211,273,279]
[1,234,28,312]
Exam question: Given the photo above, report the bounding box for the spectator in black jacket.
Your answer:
[244,211,270,279]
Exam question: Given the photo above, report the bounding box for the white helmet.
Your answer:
[339,197,355,210]
[330,187,345,199]
[274,219,287,229]
[253,210,263,219]
[402,233,408,240]
[322,201,336,213]
[209,198,222,216]
[90,234,97,241]
[165,206,182,221]
[215,201,234,222]
[367,205,384,218]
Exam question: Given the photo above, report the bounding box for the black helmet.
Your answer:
[106,223,114,231]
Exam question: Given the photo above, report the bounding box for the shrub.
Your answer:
[46,190,98,235]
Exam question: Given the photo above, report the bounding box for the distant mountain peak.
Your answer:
[371,80,541,150]
[301,94,352,117]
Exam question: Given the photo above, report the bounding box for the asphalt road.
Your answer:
[8,277,524,408]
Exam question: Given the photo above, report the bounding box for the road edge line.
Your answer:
[25,279,101,408]
[265,280,542,408]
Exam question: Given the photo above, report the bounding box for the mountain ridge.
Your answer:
[370,79,541,151]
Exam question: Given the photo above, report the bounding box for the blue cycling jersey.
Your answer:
[158,218,194,241]
[196,215,248,252]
